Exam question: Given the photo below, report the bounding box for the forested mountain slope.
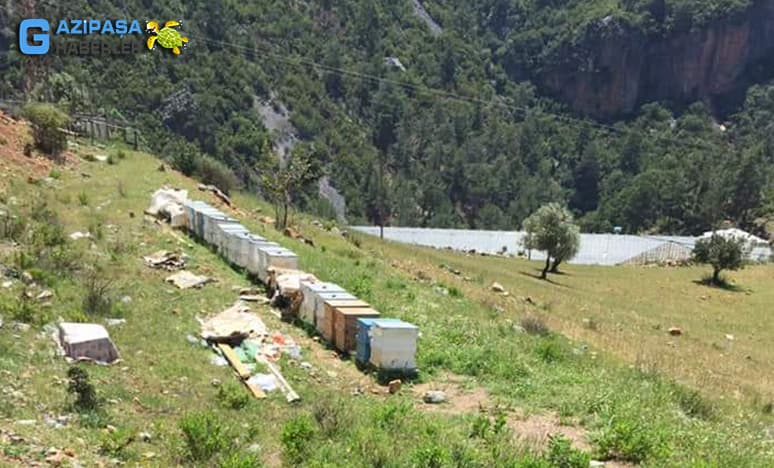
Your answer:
[1,0,773,237]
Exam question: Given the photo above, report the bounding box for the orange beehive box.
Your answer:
[322,300,370,343]
[333,307,380,352]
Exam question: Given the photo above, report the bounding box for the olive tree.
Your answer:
[693,234,745,285]
[523,203,581,279]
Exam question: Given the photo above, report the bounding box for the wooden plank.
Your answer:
[260,357,300,403]
[244,380,267,400]
[217,343,251,380]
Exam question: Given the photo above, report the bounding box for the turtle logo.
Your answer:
[146,20,188,55]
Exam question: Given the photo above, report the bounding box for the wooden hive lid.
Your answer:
[336,307,380,317]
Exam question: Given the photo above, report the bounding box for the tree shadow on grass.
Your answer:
[519,270,571,289]
[692,276,748,293]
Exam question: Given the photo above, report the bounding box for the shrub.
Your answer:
[535,340,564,363]
[67,366,99,411]
[217,381,250,410]
[78,191,89,206]
[117,181,127,198]
[281,415,315,465]
[674,387,715,420]
[195,155,239,195]
[0,212,26,241]
[180,412,231,461]
[106,154,117,165]
[521,315,550,336]
[546,434,590,468]
[100,427,135,459]
[82,270,115,316]
[115,149,127,160]
[593,415,670,463]
[23,103,70,159]
[49,168,61,179]
[220,452,262,468]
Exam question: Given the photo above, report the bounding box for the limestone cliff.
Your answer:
[539,1,774,119]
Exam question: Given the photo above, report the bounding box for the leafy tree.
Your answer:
[22,103,70,161]
[260,146,321,229]
[693,234,746,285]
[523,203,581,279]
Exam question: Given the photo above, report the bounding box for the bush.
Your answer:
[281,415,315,465]
[521,315,550,336]
[674,387,715,420]
[535,340,564,363]
[593,415,670,463]
[82,270,115,316]
[23,103,70,159]
[546,434,590,468]
[220,452,262,468]
[100,427,135,459]
[0,212,26,241]
[116,149,127,160]
[195,155,239,195]
[68,366,99,411]
[78,191,89,206]
[217,381,250,410]
[180,412,231,461]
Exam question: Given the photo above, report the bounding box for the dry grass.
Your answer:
[365,240,774,402]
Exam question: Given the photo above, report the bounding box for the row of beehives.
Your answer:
[181,200,419,372]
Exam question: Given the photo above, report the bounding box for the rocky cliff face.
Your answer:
[540,1,774,119]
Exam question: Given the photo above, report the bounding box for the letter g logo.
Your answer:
[19,19,50,55]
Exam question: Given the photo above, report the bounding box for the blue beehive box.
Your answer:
[355,318,401,364]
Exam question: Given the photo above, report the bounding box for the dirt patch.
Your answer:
[0,112,78,190]
[508,412,590,451]
[412,373,492,414]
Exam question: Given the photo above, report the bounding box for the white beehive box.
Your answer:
[369,320,419,371]
[246,240,281,277]
[256,247,298,283]
[299,281,344,325]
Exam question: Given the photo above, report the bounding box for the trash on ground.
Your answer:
[105,318,127,327]
[165,270,211,290]
[198,183,232,207]
[240,294,271,304]
[146,187,188,228]
[69,231,91,241]
[490,282,506,294]
[247,373,279,393]
[143,250,186,270]
[56,322,120,364]
[36,290,53,301]
[423,390,447,404]
[668,327,683,336]
[199,302,267,342]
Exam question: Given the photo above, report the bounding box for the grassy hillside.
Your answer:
[2,130,774,466]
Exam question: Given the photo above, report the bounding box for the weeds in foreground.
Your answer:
[179,412,233,462]
[82,269,116,317]
[217,381,250,410]
[521,315,550,336]
[68,367,99,412]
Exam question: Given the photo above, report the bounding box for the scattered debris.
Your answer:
[36,290,53,301]
[240,294,271,304]
[284,226,300,239]
[165,270,211,290]
[94,155,108,162]
[210,355,228,367]
[120,295,133,304]
[260,356,300,403]
[2,280,12,288]
[490,282,506,294]
[423,390,447,404]
[198,183,232,207]
[146,187,188,228]
[388,379,402,394]
[139,431,152,443]
[143,250,186,271]
[105,318,127,327]
[668,327,683,336]
[247,373,279,393]
[726,334,735,341]
[69,231,91,241]
[258,215,275,225]
[200,302,268,342]
[12,322,30,332]
[56,322,120,364]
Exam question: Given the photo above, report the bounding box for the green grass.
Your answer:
[1,141,774,466]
